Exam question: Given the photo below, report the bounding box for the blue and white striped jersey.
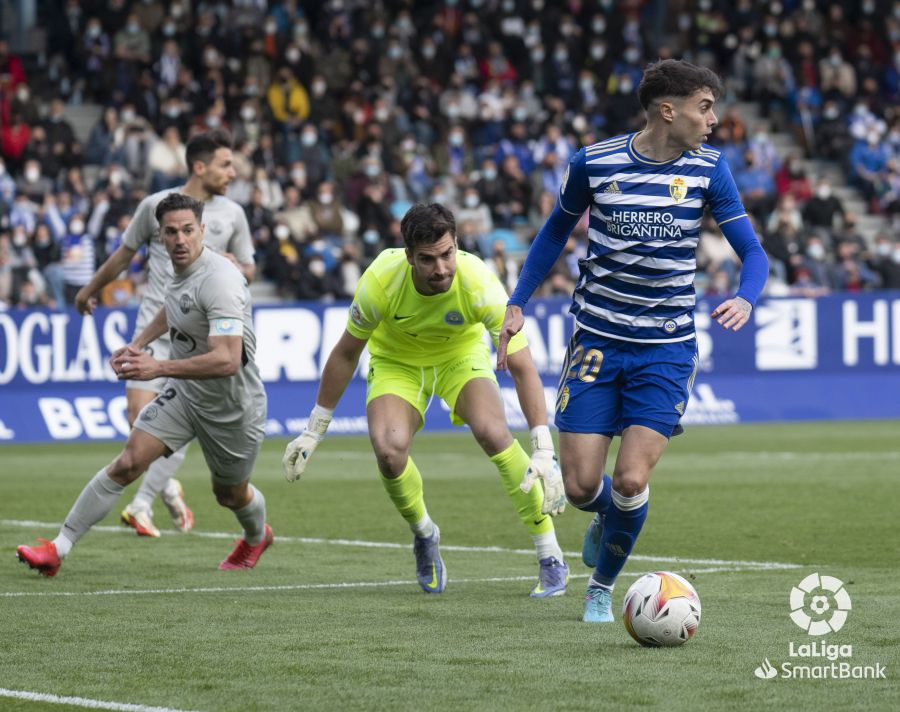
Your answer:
[559,132,747,343]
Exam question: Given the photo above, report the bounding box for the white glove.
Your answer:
[282,405,333,482]
[520,426,566,516]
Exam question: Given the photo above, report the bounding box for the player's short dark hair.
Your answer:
[155,193,204,225]
[637,59,723,110]
[185,129,233,172]
[400,203,457,250]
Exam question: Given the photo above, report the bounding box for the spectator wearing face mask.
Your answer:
[434,126,475,179]
[306,181,348,240]
[605,69,643,135]
[456,186,494,239]
[60,214,96,305]
[274,186,317,243]
[85,108,120,166]
[849,130,891,206]
[16,160,53,203]
[345,157,393,220]
[868,234,900,288]
[81,17,111,101]
[295,124,330,191]
[792,235,833,289]
[734,150,777,221]
[294,252,343,301]
[774,156,813,202]
[803,178,845,230]
[113,13,152,97]
[831,241,879,292]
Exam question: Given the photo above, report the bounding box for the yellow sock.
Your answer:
[490,440,554,536]
[381,457,428,528]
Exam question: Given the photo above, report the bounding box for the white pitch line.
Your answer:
[0,519,801,570]
[0,687,197,712]
[1,566,765,599]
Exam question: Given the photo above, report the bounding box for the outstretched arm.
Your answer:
[712,215,769,331]
[497,205,579,369]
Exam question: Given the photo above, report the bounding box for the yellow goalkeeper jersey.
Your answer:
[346,248,528,367]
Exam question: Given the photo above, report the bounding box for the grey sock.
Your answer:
[59,468,125,551]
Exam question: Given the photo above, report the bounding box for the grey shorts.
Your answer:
[126,330,171,394]
[133,384,265,485]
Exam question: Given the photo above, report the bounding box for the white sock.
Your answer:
[58,468,125,555]
[52,533,74,559]
[532,532,564,563]
[130,445,188,511]
[589,575,614,592]
[410,515,435,539]
[233,485,266,545]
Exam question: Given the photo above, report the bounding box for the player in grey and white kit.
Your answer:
[17,193,273,576]
[75,130,255,539]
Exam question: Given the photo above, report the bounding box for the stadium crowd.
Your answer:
[1,0,899,310]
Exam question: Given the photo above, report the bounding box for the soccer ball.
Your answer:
[622,571,701,647]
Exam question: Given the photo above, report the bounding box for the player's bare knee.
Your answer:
[563,478,595,505]
[371,434,410,477]
[612,475,647,499]
[374,450,407,478]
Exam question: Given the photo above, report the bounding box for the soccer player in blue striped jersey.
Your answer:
[497,59,769,623]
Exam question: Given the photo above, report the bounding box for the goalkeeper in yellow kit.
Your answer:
[283,203,569,596]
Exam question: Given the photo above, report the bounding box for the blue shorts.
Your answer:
[554,329,699,438]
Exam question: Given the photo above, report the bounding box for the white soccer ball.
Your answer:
[622,571,701,647]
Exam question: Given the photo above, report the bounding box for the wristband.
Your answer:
[530,425,553,452]
[308,404,334,437]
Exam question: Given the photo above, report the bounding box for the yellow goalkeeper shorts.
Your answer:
[366,344,498,427]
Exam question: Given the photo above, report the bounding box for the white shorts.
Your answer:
[133,382,265,485]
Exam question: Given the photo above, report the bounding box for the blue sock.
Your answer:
[592,487,649,588]
[571,473,612,514]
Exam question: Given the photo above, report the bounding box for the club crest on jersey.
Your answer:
[669,177,687,203]
[179,293,193,314]
[663,319,677,333]
[444,311,464,325]
[207,219,223,235]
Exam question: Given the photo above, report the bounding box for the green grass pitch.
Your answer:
[1,421,898,711]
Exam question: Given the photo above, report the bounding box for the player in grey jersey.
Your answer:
[74,130,255,539]
[18,194,273,576]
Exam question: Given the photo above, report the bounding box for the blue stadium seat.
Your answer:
[489,228,529,256]
[390,200,413,220]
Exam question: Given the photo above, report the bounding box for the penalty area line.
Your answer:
[0,519,801,570]
[4,566,778,598]
[0,687,197,712]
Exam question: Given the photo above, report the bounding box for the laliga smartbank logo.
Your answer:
[753,573,887,681]
[790,572,851,635]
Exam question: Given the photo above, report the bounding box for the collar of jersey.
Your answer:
[626,133,686,166]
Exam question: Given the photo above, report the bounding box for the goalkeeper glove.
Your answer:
[520,425,566,516]
[282,404,334,482]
